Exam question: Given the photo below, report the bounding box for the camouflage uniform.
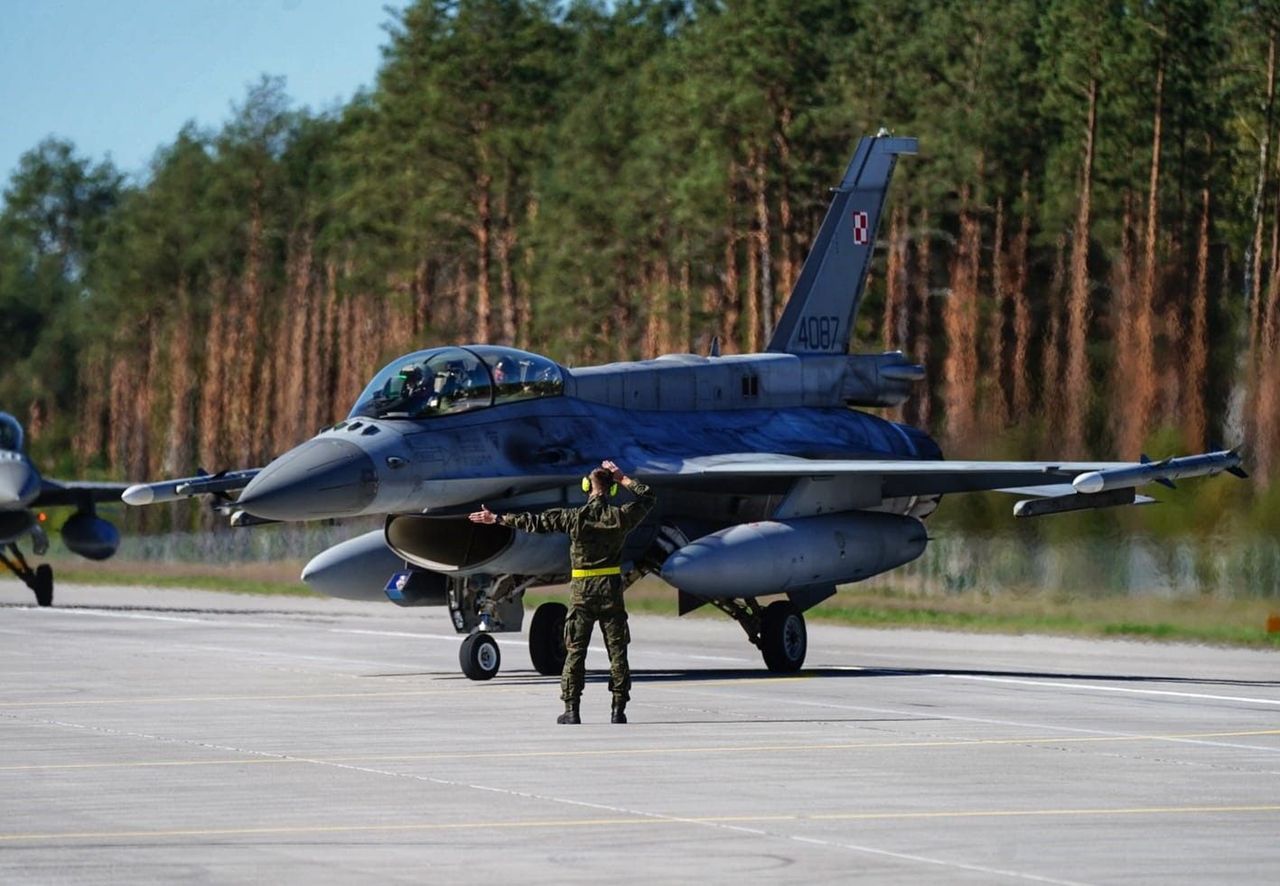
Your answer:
[501,482,656,706]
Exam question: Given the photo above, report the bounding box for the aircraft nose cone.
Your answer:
[237,438,378,521]
[0,460,38,508]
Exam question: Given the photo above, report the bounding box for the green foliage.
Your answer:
[0,0,1276,530]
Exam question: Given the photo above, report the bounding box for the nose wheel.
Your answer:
[459,632,501,680]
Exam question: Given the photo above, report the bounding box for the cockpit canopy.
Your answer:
[348,346,564,421]
[0,413,23,452]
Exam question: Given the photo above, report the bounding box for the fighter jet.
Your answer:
[123,133,1246,680]
[1,412,129,606]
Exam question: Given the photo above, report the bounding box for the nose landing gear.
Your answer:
[0,544,53,607]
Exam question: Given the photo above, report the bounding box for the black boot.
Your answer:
[557,702,580,725]
[610,699,627,724]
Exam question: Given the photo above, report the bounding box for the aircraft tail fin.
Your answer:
[767,133,917,355]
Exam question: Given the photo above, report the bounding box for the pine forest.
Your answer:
[3,0,1280,537]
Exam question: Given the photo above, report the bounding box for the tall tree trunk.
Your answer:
[882,207,907,351]
[1128,61,1164,457]
[679,232,692,353]
[1041,239,1068,443]
[473,171,493,342]
[745,210,759,353]
[882,208,909,423]
[74,350,108,468]
[229,185,264,463]
[284,230,312,449]
[720,172,741,354]
[518,197,538,349]
[911,209,933,429]
[1110,194,1138,453]
[753,149,774,345]
[1064,76,1099,454]
[496,175,518,345]
[943,189,980,448]
[987,197,1009,429]
[1011,175,1033,422]
[1249,29,1276,331]
[198,279,228,470]
[163,283,194,477]
[774,108,795,323]
[1183,175,1211,452]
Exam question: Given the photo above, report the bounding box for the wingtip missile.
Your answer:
[122,483,165,506]
[121,468,262,507]
[1071,449,1244,496]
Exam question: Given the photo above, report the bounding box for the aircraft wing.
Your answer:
[35,478,133,509]
[634,449,1243,515]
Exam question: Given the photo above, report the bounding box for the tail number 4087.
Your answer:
[796,315,840,351]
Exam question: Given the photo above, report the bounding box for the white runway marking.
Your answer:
[34,608,282,629]
[941,674,1280,707]
[331,627,462,642]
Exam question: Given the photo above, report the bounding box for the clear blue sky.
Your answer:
[0,0,406,185]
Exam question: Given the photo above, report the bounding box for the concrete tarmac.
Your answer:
[1,580,1277,885]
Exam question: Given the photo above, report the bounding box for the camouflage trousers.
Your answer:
[561,576,630,704]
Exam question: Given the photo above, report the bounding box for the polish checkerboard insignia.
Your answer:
[852,210,869,245]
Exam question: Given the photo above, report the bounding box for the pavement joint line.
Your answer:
[1,805,1275,843]
[2,729,1278,772]
[0,674,805,709]
[939,674,1280,706]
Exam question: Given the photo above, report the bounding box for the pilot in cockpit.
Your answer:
[492,356,520,391]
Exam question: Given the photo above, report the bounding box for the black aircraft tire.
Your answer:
[460,632,501,681]
[528,602,568,677]
[760,600,806,673]
[34,564,53,608]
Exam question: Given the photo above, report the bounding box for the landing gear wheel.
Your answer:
[459,632,501,681]
[760,600,806,673]
[528,602,567,676]
[33,564,53,608]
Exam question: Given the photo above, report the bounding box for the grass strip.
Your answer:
[39,566,1280,649]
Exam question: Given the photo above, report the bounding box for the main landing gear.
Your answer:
[0,544,53,607]
[528,601,568,677]
[711,597,808,672]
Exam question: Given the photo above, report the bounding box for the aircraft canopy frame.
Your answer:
[347,346,564,420]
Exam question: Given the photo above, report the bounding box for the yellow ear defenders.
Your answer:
[581,476,619,497]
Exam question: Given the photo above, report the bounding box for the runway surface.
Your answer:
[1,580,1278,885]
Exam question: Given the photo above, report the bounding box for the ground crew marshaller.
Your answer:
[469,460,655,725]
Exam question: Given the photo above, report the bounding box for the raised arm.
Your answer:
[603,460,656,530]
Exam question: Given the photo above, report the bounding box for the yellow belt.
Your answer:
[571,566,621,578]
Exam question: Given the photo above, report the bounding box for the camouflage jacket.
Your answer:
[500,482,656,571]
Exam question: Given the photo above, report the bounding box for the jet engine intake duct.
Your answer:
[385,514,569,577]
[661,511,926,599]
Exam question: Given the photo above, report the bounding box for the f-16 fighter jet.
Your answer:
[124,133,1246,680]
[1,412,129,606]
